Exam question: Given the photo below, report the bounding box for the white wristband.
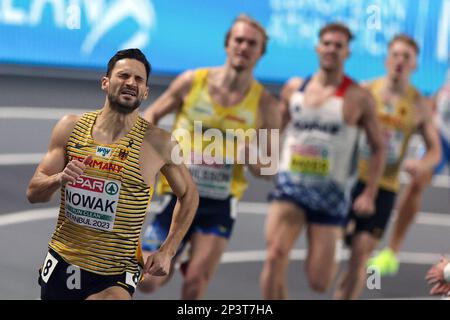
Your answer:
[444,262,450,283]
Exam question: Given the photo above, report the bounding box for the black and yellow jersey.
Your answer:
[49,111,153,275]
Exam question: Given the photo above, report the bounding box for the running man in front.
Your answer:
[27,49,199,300]
[369,66,450,277]
[260,22,385,299]
[139,14,280,299]
[334,34,441,299]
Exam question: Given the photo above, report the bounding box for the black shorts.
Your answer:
[142,194,237,256]
[346,180,397,243]
[38,249,141,300]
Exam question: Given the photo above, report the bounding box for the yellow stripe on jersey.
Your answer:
[49,111,152,275]
[158,68,263,199]
[358,78,419,192]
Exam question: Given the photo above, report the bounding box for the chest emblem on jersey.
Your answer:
[192,106,213,116]
[225,114,247,124]
[399,106,407,117]
[74,142,88,150]
[118,148,129,161]
[96,146,112,158]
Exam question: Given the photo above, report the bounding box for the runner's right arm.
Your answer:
[26,115,89,203]
[353,87,385,215]
[143,70,195,125]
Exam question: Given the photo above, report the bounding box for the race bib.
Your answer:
[289,144,330,176]
[40,251,58,284]
[188,163,233,200]
[65,175,120,231]
[384,130,404,165]
[126,268,142,289]
[360,129,404,165]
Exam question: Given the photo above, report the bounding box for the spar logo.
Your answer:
[105,182,119,195]
[71,176,105,193]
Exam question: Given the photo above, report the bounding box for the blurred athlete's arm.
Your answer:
[403,95,441,177]
[26,115,91,203]
[143,130,199,276]
[143,70,195,125]
[353,87,385,215]
[246,90,280,178]
[279,77,303,132]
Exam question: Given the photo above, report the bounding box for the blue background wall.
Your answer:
[0,0,449,94]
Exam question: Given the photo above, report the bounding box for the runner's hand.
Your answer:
[429,281,450,296]
[59,155,92,185]
[426,256,449,284]
[352,192,375,216]
[403,159,427,179]
[144,251,172,276]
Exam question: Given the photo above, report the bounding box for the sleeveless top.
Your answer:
[358,78,419,192]
[49,111,153,275]
[158,68,263,200]
[279,75,359,197]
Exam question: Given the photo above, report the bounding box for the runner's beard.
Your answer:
[108,93,141,114]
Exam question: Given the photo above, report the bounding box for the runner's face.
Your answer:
[102,59,149,114]
[316,31,350,72]
[385,41,417,82]
[225,21,264,72]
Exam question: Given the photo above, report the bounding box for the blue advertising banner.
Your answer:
[0,0,449,94]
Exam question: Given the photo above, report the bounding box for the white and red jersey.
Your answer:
[279,75,360,195]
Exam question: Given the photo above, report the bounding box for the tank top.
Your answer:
[279,75,359,195]
[158,68,263,200]
[49,111,153,275]
[358,78,419,192]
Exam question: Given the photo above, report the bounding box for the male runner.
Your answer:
[370,68,450,276]
[260,22,385,299]
[334,34,441,299]
[139,14,280,299]
[27,49,199,300]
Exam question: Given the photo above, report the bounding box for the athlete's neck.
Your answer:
[385,76,410,95]
[316,69,344,87]
[94,104,138,144]
[213,65,254,93]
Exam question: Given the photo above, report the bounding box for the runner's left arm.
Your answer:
[143,132,199,276]
[159,144,199,258]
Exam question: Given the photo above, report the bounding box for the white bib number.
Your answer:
[65,175,121,231]
[126,269,142,289]
[41,252,58,284]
